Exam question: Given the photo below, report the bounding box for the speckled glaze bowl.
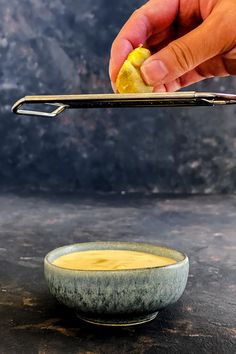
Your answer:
[44,242,189,326]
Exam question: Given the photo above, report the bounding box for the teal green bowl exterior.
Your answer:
[44,242,189,326]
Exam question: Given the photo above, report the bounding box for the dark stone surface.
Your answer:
[0,192,235,353]
[1,0,236,193]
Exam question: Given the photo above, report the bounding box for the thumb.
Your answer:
[141,17,229,87]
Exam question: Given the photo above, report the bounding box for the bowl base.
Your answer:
[77,311,158,327]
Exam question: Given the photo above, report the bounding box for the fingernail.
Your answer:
[141,60,169,85]
[154,84,167,93]
[111,81,118,93]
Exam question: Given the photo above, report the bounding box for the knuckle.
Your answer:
[167,40,194,72]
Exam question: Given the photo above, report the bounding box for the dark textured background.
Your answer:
[1,0,236,193]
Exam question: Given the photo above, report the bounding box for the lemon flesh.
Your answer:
[116,46,153,93]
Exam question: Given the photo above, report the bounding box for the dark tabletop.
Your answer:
[0,192,235,354]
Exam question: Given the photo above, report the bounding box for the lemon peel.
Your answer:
[116,45,153,93]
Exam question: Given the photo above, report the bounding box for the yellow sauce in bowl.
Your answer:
[53,250,176,270]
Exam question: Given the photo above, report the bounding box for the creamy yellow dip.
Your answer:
[53,250,176,270]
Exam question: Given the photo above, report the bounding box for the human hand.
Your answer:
[109,0,236,92]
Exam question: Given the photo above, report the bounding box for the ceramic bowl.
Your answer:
[44,242,189,326]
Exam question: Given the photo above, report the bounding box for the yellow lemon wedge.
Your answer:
[116,45,153,93]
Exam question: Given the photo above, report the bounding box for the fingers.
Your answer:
[223,58,236,75]
[109,0,179,84]
[141,6,236,88]
[153,72,206,92]
[153,56,231,92]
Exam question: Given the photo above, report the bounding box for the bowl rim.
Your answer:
[44,241,189,273]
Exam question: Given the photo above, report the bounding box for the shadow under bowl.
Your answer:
[44,241,189,326]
